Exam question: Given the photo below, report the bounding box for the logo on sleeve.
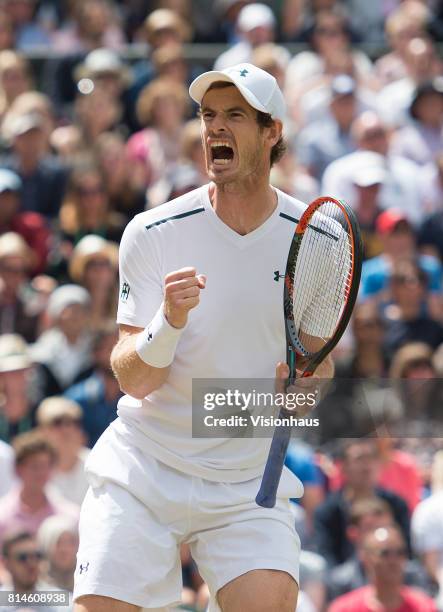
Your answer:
[79,562,89,574]
[274,270,284,282]
[120,282,130,301]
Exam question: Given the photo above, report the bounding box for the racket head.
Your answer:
[284,196,363,376]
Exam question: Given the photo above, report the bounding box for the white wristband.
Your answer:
[135,306,184,368]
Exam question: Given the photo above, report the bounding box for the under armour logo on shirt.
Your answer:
[147,328,153,341]
[274,270,284,282]
[239,69,248,77]
[120,282,130,301]
[79,562,89,574]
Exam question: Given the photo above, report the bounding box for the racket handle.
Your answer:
[255,412,292,508]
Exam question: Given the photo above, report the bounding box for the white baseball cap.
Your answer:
[189,63,285,121]
[237,3,276,32]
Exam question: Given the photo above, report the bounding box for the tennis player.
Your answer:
[73,63,334,612]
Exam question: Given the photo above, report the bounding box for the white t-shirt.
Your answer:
[115,184,341,483]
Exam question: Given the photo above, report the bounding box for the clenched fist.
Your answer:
[163,267,206,329]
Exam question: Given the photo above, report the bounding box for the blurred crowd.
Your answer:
[0,0,442,611]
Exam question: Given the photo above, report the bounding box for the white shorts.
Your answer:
[73,423,302,611]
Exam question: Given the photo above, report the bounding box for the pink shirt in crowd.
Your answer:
[329,585,437,612]
[0,486,79,550]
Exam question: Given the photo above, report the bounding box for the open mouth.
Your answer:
[210,141,234,165]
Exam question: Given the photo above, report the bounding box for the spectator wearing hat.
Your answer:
[0,334,37,444]
[360,210,442,303]
[0,431,78,550]
[30,284,93,397]
[0,169,50,274]
[329,525,437,612]
[1,0,50,50]
[126,8,193,130]
[0,50,32,121]
[68,235,118,328]
[214,3,279,71]
[391,77,443,166]
[65,321,120,448]
[0,109,68,219]
[380,259,443,362]
[0,232,41,342]
[322,112,423,225]
[296,74,358,181]
[37,515,79,594]
[36,397,89,507]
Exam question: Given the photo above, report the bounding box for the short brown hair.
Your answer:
[2,529,35,558]
[13,430,57,467]
[136,78,190,126]
[349,497,392,526]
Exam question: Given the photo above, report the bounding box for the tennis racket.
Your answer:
[256,196,362,508]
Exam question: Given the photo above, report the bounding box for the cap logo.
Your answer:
[239,68,249,77]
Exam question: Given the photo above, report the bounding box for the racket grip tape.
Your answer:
[255,414,292,508]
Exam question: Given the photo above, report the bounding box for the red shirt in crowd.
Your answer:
[329,585,437,612]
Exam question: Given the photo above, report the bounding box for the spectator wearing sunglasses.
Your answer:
[36,397,89,507]
[0,431,78,552]
[0,530,48,594]
[329,525,437,611]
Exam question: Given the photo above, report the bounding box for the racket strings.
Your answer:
[291,202,353,352]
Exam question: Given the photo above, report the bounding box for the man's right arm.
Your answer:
[112,267,206,400]
[111,324,170,400]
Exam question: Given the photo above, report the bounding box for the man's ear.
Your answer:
[266,119,283,147]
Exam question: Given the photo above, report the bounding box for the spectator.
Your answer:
[0,233,41,342]
[0,50,32,120]
[68,235,118,328]
[0,170,51,275]
[419,212,443,265]
[214,3,278,71]
[37,515,78,594]
[377,37,442,127]
[2,0,51,50]
[31,284,93,396]
[1,110,68,219]
[375,7,426,86]
[328,525,437,611]
[1,530,48,592]
[0,334,36,443]
[65,321,120,447]
[322,112,423,225]
[74,47,132,101]
[126,77,190,189]
[360,210,442,302]
[381,259,443,361]
[0,431,78,547]
[296,74,358,181]
[375,438,423,513]
[51,0,125,54]
[94,131,147,218]
[0,9,15,52]
[56,164,126,255]
[285,10,373,106]
[7,90,57,156]
[36,397,89,507]
[335,302,387,378]
[391,78,443,166]
[314,439,410,566]
[74,86,124,146]
[327,498,432,602]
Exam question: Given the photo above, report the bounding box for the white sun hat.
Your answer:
[189,62,285,121]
